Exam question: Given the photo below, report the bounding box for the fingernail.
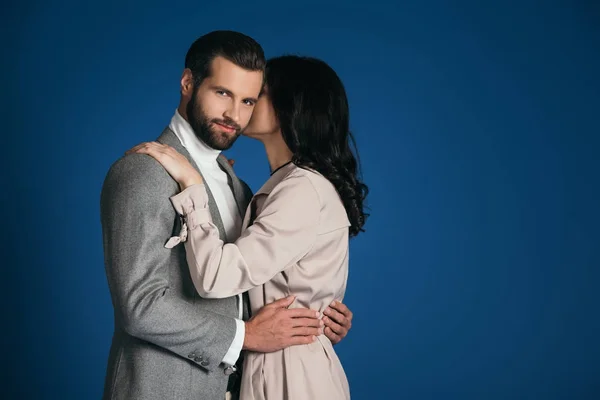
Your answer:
[319,320,324,326]
[323,317,329,323]
[332,300,338,305]
[312,336,317,341]
[324,308,330,315]
[315,311,320,318]
[319,328,324,335]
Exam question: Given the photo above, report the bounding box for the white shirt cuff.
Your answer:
[222,318,245,366]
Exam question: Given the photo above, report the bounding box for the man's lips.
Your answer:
[214,122,237,133]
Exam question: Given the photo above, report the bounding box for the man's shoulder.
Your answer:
[102,153,177,195]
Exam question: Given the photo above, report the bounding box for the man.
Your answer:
[100,30,353,400]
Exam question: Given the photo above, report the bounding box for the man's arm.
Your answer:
[101,154,237,371]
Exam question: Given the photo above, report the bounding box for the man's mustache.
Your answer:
[211,118,241,132]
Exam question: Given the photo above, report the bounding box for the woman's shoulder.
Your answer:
[286,166,336,200]
[281,166,321,195]
[284,166,350,229]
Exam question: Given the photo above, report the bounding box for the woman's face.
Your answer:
[243,86,280,138]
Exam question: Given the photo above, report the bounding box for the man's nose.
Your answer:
[223,102,240,123]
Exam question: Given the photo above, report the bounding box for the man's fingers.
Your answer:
[292,317,324,328]
[322,316,344,335]
[329,301,352,320]
[324,326,341,344]
[323,307,346,326]
[264,295,296,309]
[286,308,320,319]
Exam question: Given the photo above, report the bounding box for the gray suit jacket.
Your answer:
[100,127,253,400]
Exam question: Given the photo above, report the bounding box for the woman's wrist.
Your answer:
[179,176,203,191]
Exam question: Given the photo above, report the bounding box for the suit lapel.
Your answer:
[216,155,252,220]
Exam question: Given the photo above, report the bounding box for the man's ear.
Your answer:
[180,68,194,96]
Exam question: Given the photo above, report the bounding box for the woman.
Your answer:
[131,55,368,399]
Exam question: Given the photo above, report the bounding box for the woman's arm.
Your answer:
[171,174,320,298]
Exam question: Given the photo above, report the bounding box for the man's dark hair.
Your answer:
[184,30,266,86]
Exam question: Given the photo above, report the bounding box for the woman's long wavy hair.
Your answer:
[265,55,369,237]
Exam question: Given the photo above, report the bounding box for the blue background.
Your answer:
[4,0,599,399]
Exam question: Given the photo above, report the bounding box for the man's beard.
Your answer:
[187,90,242,151]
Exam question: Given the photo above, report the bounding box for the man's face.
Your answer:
[187,56,263,150]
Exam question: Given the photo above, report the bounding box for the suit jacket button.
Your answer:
[188,353,196,359]
[194,356,203,362]
[201,360,209,367]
